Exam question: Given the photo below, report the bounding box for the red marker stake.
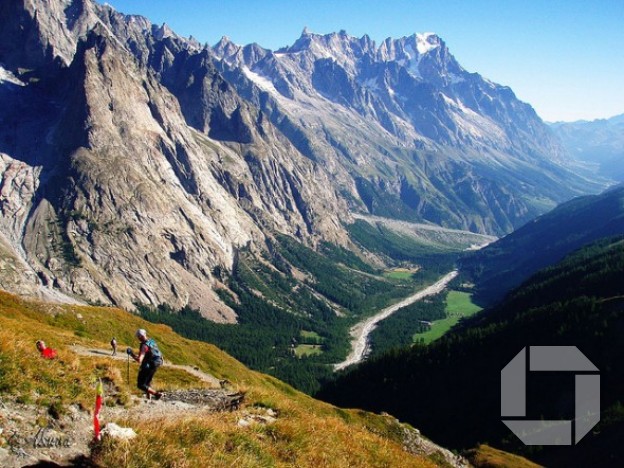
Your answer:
[93,380,103,441]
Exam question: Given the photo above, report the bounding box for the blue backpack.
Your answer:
[144,338,163,366]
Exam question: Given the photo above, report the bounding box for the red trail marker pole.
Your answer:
[93,379,103,441]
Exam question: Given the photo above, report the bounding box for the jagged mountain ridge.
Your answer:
[219,29,539,150]
[213,28,600,233]
[0,0,602,314]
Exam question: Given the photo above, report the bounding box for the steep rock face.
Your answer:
[213,31,601,234]
[0,0,106,72]
[0,0,348,316]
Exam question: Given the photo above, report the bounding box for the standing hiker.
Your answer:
[127,329,164,400]
[110,337,117,356]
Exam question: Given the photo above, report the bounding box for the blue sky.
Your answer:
[102,0,623,122]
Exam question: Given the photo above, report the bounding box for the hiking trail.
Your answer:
[0,347,246,467]
[70,345,222,386]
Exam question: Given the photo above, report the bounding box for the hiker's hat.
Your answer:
[135,328,147,338]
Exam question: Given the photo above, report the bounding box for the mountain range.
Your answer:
[2,2,622,465]
[212,29,599,233]
[550,114,624,181]
[0,0,604,315]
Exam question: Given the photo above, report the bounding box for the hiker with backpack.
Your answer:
[127,328,164,400]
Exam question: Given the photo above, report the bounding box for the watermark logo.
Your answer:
[501,346,600,445]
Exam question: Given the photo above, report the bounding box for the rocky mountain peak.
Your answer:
[376,32,461,82]
[153,22,175,41]
[212,37,270,70]
[415,32,442,53]
[278,29,376,71]
[378,32,441,58]
[212,35,239,60]
[119,13,153,32]
[214,35,234,49]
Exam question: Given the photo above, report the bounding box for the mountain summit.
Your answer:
[0,0,603,312]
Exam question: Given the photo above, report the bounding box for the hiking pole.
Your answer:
[127,352,130,387]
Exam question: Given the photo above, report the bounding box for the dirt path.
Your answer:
[334,270,458,371]
[70,345,222,387]
[0,390,244,468]
[0,349,244,467]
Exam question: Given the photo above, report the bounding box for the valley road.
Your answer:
[334,270,458,371]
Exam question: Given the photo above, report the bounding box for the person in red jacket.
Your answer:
[36,340,57,359]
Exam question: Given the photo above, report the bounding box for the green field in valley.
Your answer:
[383,268,420,280]
[294,344,324,357]
[300,330,322,341]
[413,291,482,344]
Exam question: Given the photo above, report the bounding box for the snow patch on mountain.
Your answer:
[0,66,25,87]
[448,73,465,85]
[440,93,506,141]
[403,43,423,78]
[242,66,279,95]
[416,33,439,54]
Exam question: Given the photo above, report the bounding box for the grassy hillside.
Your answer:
[465,445,542,468]
[0,290,464,467]
[460,185,624,305]
[319,236,624,467]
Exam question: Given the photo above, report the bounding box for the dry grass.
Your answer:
[0,291,441,466]
[93,409,439,468]
[465,444,542,468]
